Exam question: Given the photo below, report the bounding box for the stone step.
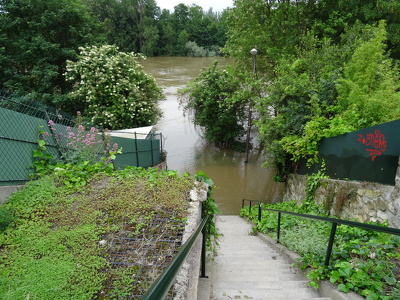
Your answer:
[210,288,328,300]
[212,269,309,282]
[214,253,287,262]
[212,279,312,290]
[203,215,331,300]
[211,295,331,300]
[212,261,293,270]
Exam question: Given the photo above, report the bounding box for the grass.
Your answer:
[0,167,197,299]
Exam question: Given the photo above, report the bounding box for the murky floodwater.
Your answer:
[141,57,284,215]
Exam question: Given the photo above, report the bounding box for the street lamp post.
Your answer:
[245,47,257,163]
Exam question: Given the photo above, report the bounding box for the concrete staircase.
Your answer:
[205,215,331,300]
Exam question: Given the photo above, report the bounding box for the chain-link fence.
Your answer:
[0,91,75,185]
[0,91,163,186]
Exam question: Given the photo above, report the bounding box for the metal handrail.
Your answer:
[242,200,400,266]
[141,214,209,300]
[242,199,261,221]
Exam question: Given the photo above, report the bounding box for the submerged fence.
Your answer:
[0,92,163,186]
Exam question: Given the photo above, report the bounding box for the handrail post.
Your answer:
[277,212,281,243]
[325,222,337,266]
[249,201,252,215]
[200,222,208,278]
[258,202,261,222]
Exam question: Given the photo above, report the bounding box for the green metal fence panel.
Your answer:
[0,107,63,185]
[0,138,35,185]
[112,136,161,169]
[1,108,45,141]
[1,113,163,184]
[298,119,400,185]
[1,92,162,185]
[1,109,45,185]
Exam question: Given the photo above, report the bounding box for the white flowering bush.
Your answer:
[65,45,163,130]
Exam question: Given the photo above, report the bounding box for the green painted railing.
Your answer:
[242,199,400,266]
[141,214,209,300]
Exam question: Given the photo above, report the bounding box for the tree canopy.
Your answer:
[184,0,400,181]
[180,62,249,148]
[0,0,101,105]
[0,0,229,118]
[82,0,229,56]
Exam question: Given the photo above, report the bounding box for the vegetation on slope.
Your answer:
[0,167,212,299]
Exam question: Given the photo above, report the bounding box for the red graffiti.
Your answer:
[357,130,387,161]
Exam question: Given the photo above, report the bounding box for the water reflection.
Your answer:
[142,57,284,215]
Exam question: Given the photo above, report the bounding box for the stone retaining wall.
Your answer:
[283,159,400,228]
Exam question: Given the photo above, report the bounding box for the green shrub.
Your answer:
[65,45,163,130]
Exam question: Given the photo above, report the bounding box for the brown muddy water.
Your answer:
[141,57,284,215]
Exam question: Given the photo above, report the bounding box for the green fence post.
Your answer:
[324,222,337,266]
[134,132,139,166]
[277,212,281,243]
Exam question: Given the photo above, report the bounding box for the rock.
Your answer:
[189,181,209,202]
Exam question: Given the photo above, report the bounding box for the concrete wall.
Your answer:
[284,158,400,228]
[0,185,24,204]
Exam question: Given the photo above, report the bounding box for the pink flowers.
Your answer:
[46,119,119,164]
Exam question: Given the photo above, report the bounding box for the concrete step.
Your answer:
[210,288,330,300]
[205,215,330,300]
[212,279,312,289]
[212,269,310,282]
[210,295,331,300]
[212,262,293,270]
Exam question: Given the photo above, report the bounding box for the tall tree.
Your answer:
[83,0,160,55]
[334,22,400,131]
[180,62,248,148]
[313,0,400,58]
[0,0,101,106]
[224,0,318,76]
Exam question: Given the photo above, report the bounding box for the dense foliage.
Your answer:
[240,202,400,299]
[180,62,260,148]
[83,1,228,57]
[221,0,400,180]
[0,0,228,120]
[0,0,101,106]
[65,45,162,129]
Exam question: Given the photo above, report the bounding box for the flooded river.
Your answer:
[141,57,284,215]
